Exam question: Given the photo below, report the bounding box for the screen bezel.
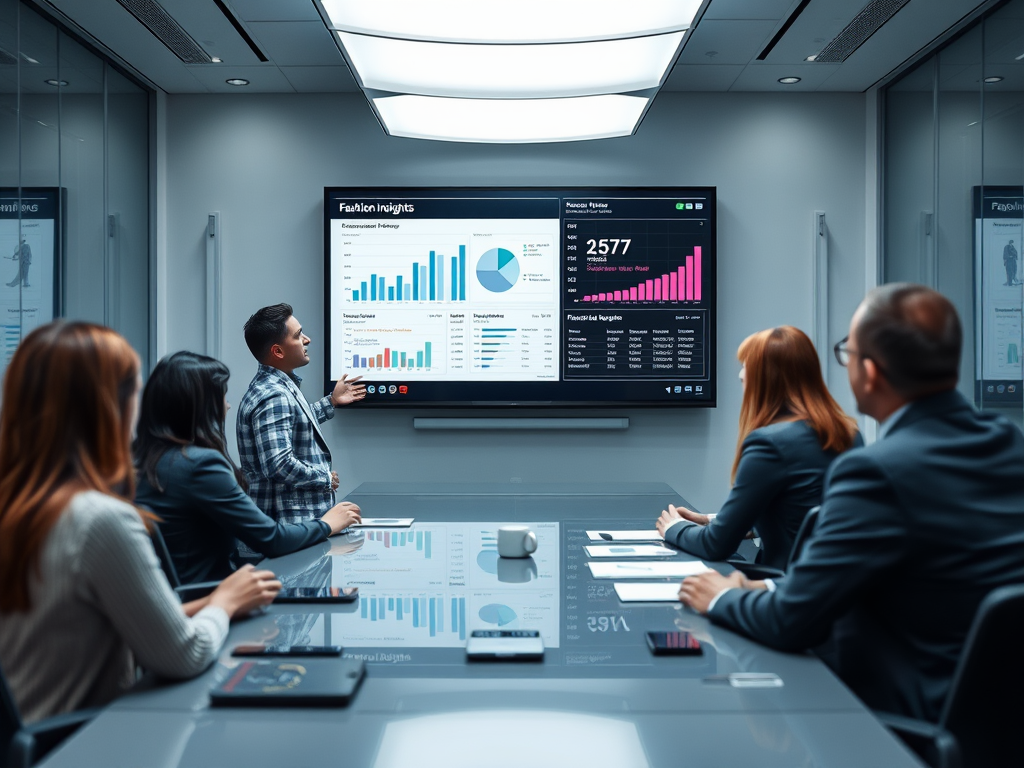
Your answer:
[324,186,717,409]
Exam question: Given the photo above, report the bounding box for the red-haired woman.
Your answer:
[0,322,281,722]
[657,326,861,571]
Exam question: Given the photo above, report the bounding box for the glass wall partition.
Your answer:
[0,1,151,389]
[884,0,1024,428]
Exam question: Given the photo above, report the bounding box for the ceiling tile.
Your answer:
[280,65,360,92]
[187,64,296,93]
[247,21,344,66]
[229,0,323,22]
[662,64,745,91]
[701,0,796,21]
[728,62,841,91]
[677,19,779,65]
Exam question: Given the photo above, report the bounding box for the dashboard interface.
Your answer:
[325,188,717,407]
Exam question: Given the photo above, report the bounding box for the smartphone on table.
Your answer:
[646,631,703,655]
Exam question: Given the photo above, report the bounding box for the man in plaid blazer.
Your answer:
[238,303,365,524]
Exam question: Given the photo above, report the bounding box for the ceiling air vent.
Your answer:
[814,0,912,63]
[115,0,212,64]
[0,47,18,66]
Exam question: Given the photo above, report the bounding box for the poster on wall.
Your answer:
[0,188,63,382]
[973,186,1024,404]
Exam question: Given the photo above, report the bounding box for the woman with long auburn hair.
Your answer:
[0,322,281,723]
[656,326,861,571]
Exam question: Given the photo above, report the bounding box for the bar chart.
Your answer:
[357,594,465,640]
[580,247,702,304]
[348,245,467,303]
[352,342,433,371]
[363,529,434,559]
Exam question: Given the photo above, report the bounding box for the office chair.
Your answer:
[789,505,820,566]
[1,664,99,768]
[726,506,823,581]
[876,583,1024,768]
[148,524,220,602]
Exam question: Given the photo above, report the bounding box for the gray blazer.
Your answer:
[709,389,1024,721]
[665,420,859,570]
[136,446,329,584]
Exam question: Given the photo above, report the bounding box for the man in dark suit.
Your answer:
[680,284,1024,721]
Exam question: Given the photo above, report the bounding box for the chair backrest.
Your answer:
[0,661,24,768]
[941,583,1024,767]
[788,505,820,567]
[148,523,181,589]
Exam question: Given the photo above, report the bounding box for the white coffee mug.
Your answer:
[497,525,538,558]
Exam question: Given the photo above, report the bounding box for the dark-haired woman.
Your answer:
[135,351,361,585]
[656,326,861,571]
[0,323,281,722]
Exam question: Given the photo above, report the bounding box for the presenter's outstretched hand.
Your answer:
[679,570,746,614]
[323,501,362,535]
[657,504,710,537]
[208,565,282,618]
[330,374,366,407]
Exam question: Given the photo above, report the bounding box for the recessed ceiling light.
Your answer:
[321,0,702,43]
[339,31,684,98]
[984,76,1004,83]
[804,55,817,62]
[778,77,801,84]
[44,79,68,87]
[211,57,222,63]
[225,78,249,86]
[372,93,649,143]
[20,53,39,64]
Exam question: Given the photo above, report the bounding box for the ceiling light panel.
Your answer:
[372,94,649,144]
[321,0,702,43]
[340,32,684,98]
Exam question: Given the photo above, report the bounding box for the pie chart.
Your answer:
[476,248,519,293]
[479,603,518,626]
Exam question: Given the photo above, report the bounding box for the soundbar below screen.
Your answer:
[325,188,716,407]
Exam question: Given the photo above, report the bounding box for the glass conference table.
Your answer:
[40,483,924,768]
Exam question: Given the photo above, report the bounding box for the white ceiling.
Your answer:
[28,0,997,95]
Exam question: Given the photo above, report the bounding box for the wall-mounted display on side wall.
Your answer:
[324,187,717,407]
[973,186,1024,405]
[0,188,64,382]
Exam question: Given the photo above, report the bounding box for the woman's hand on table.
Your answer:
[207,565,282,619]
[657,504,711,537]
[323,501,362,535]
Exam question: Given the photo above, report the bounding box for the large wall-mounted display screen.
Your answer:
[324,187,716,407]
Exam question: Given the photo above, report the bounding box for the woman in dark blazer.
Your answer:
[135,352,361,584]
[657,326,861,571]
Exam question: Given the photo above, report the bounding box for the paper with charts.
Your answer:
[587,560,712,579]
[331,522,560,648]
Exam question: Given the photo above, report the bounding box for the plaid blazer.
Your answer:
[237,364,336,523]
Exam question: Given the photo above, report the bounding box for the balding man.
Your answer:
[680,284,1024,721]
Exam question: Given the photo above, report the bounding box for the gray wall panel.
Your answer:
[163,91,867,512]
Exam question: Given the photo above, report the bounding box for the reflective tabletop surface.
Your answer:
[40,483,923,768]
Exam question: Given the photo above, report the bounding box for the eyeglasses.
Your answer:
[834,336,853,367]
[834,335,886,375]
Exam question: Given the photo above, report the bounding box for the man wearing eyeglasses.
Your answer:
[679,283,1024,723]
